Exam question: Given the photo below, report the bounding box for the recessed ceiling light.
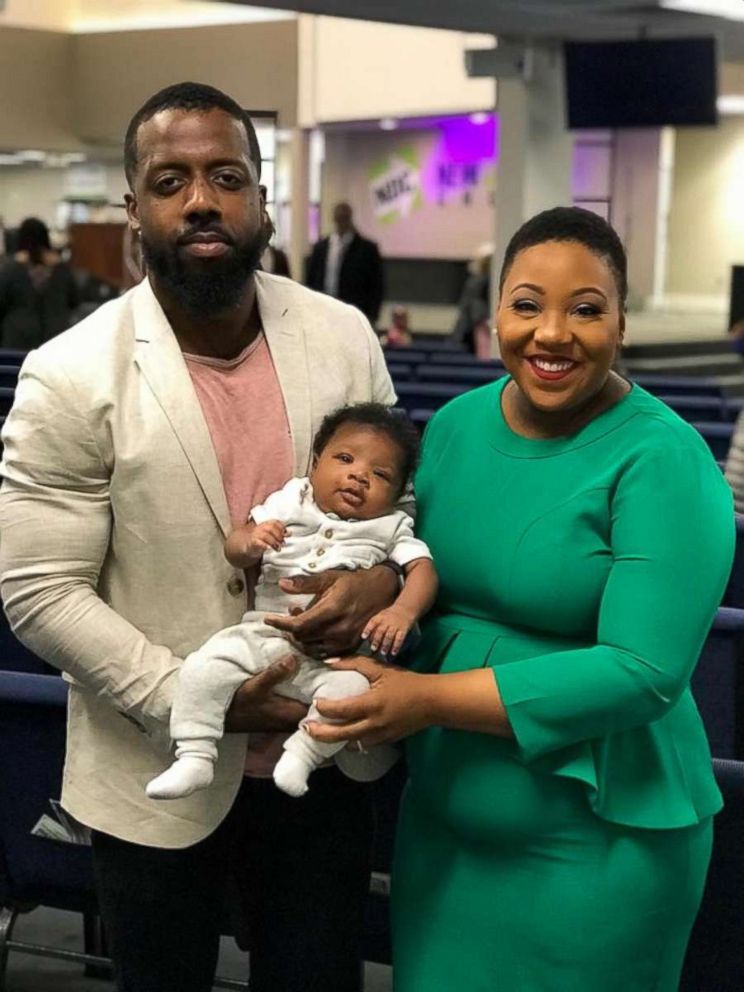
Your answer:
[380,118,399,131]
[718,95,744,114]
[661,0,744,20]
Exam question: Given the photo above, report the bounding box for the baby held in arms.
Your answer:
[147,403,438,800]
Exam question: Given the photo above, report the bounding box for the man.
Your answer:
[306,202,384,326]
[0,82,399,992]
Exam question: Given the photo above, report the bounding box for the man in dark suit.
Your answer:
[306,202,384,326]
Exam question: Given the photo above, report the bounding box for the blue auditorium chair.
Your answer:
[680,758,744,992]
[381,348,427,365]
[658,394,726,422]
[416,364,505,385]
[692,607,744,759]
[0,351,26,368]
[428,352,499,366]
[387,362,413,382]
[691,422,734,461]
[408,409,435,430]
[631,374,725,399]
[723,515,744,609]
[417,340,464,353]
[0,615,54,675]
[394,382,469,414]
[0,671,102,990]
[0,368,18,390]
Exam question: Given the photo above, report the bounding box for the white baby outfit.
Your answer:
[147,477,431,799]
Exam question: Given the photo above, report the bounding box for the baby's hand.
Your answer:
[226,520,287,567]
[249,520,287,557]
[362,605,415,657]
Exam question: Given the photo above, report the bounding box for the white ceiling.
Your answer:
[220,0,744,60]
[0,0,294,33]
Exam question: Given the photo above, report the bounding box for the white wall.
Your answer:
[611,129,665,308]
[666,117,744,309]
[300,17,495,127]
[0,163,128,232]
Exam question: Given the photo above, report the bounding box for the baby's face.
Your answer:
[311,424,403,520]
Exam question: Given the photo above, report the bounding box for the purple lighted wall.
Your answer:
[416,113,499,205]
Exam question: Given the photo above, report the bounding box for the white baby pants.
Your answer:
[169,583,370,771]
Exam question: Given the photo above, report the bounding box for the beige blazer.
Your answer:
[0,273,395,848]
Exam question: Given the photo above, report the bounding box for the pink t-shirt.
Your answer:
[185,333,293,777]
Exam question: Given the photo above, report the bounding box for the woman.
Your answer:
[0,217,78,348]
[307,207,734,991]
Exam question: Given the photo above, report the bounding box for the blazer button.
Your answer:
[227,575,245,596]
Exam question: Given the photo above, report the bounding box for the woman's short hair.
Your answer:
[498,206,628,308]
[312,403,420,496]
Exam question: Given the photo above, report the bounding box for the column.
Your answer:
[288,127,311,286]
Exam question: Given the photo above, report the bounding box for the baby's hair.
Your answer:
[313,403,420,495]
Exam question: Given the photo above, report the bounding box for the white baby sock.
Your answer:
[273,751,314,798]
[146,755,215,800]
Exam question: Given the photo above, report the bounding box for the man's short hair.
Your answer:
[124,81,262,188]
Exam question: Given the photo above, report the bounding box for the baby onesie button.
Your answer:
[308,561,317,569]
[324,528,334,539]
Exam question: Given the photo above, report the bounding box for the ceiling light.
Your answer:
[718,95,744,114]
[380,118,399,131]
[661,0,744,20]
[18,150,46,162]
[469,112,490,125]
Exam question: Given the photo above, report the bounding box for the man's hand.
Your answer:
[224,655,308,732]
[264,565,398,656]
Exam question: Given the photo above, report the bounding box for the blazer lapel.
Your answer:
[131,280,231,537]
[256,272,313,476]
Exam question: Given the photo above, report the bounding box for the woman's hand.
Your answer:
[303,655,438,747]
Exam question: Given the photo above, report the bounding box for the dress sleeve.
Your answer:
[495,442,735,760]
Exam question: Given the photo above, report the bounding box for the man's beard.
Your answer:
[140,223,270,317]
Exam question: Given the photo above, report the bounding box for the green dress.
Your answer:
[392,379,734,992]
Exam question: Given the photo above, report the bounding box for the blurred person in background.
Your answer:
[452,242,494,359]
[261,243,291,278]
[380,304,413,349]
[306,202,384,326]
[0,217,79,348]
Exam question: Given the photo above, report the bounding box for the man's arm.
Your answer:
[0,353,184,739]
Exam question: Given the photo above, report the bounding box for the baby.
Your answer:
[147,403,438,800]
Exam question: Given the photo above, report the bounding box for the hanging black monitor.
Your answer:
[564,37,718,129]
